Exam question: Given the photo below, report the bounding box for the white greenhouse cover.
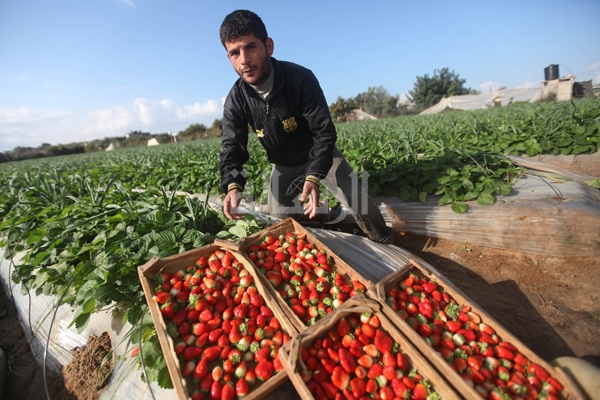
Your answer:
[420,88,543,115]
[420,77,574,115]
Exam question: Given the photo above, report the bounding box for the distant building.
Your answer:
[147,138,160,146]
[125,131,151,139]
[105,142,116,151]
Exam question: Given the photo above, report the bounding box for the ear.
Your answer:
[266,38,274,57]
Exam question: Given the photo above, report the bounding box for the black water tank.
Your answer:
[544,64,559,80]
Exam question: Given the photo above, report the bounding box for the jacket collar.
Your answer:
[241,57,285,101]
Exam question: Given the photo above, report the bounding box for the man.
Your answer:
[219,9,392,243]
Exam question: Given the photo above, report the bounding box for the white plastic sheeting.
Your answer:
[0,213,406,400]
[420,88,544,114]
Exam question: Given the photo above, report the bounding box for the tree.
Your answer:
[408,68,478,110]
[329,96,358,122]
[177,123,208,141]
[360,86,400,118]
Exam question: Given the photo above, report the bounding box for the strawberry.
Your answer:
[183,346,203,361]
[365,379,377,394]
[153,290,172,305]
[338,347,356,374]
[336,318,350,337]
[331,366,350,390]
[547,376,564,391]
[412,382,428,400]
[235,378,249,397]
[495,345,515,361]
[210,381,222,400]
[391,378,409,399]
[320,381,338,399]
[255,360,274,381]
[221,382,235,400]
[527,363,550,381]
[374,330,393,353]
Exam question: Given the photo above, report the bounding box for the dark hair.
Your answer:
[220,10,268,47]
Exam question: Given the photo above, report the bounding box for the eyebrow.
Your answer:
[228,40,258,56]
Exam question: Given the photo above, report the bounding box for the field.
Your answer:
[0,97,599,397]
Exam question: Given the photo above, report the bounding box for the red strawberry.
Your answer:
[446,320,462,333]
[331,366,350,390]
[183,346,203,362]
[255,360,274,381]
[338,348,356,374]
[527,363,550,381]
[412,383,428,400]
[320,381,338,399]
[153,290,171,305]
[350,377,366,398]
[210,381,222,400]
[221,383,235,400]
[391,378,409,398]
[418,301,433,319]
[235,378,249,397]
[374,329,393,353]
[495,345,515,361]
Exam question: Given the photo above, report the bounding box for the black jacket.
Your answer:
[219,58,337,193]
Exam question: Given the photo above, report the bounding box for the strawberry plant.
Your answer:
[244,232,367,327]
[151,248,290,398]
[295,312,441,400]
[386,270,565,399]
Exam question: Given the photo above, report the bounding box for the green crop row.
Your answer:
[0,97,598,389]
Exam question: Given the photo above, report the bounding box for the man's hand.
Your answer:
[224,189,243,220]
[300,181,320,219]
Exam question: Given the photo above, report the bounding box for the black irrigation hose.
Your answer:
[138,307,157,400]
[42,236,133,400]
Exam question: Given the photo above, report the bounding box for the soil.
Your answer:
[1,231,599,399]
[62,332,113,400]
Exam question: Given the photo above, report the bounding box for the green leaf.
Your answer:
[477,192,495,206]
[229,225,247,239]
[451,202,468,214]
[418,192,427,203]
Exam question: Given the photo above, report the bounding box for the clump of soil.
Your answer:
[0,282,76,400]
[62,332,113,400]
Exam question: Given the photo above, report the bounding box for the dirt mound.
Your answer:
[62,332,113,400]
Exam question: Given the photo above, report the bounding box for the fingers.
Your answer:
[301,181,320,219]
[224,189,243,220]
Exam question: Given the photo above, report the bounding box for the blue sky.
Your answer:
[1,0,599,152]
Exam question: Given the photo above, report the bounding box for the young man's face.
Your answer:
[225,34,274,86]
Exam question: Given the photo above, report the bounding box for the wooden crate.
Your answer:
[234,217,375,333]
[368,259,585,400]
[278,294,461,400]
[138,242,297,400]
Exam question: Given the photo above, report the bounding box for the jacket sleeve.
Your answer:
[300,70,337,180]
[220,89,250,193]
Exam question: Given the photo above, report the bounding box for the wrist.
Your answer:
[305,175,320,185]
[227,183,243,193]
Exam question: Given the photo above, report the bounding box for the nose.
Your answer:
[239,49,249,65]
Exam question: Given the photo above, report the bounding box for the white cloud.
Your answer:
[0,107,74,150]
[175,99,220,120]
[478,81,502,93]
[0,97,223,151]
[585,62,600,72]
[84,106,135,134]
[514,81,540,89]
[585,62,600,85]
[116,0,135,8]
